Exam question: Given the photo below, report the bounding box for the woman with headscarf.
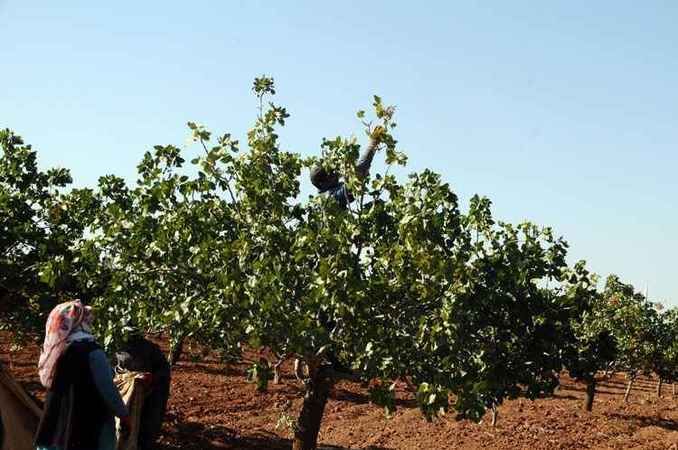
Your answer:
[34,300,130,450]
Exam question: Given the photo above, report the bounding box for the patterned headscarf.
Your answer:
[38,300,95,388]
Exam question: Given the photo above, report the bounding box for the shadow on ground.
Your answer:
[605,412,678,432]
[157,417,394,450]
[331,387,417,409]
[174,363,246,378]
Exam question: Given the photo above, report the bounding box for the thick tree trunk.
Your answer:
[292,369,333,450]
[491,404,499,427]
[624,375,635,403]
[673,383,676,397]
[656,379,663,398]
[584,378,596,412]
[169,334,186,366]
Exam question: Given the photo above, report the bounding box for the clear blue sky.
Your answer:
[1,1,676,303]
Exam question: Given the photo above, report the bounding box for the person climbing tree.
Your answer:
[309,126,385,208]
[307,127,387,376]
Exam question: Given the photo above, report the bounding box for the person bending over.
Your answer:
[116,331,171,450]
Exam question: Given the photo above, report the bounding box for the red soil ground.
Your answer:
[3,332,678,450]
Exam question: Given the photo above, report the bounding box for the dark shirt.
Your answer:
[312,139,378,207]
[118,336,171,448]
[35,341,128,450]
[326,183,353,208]
[118,336,171,382]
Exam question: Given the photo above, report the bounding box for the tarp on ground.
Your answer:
[0,363,41,450]
[114,371,148,450]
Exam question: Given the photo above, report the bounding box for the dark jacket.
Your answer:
[310,139,379,208]
[117,336,171,449]
[34,341,113,450]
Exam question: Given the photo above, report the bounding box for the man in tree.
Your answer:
[309,127,385,208]
[307,129,385,377]
[116,331,171,450]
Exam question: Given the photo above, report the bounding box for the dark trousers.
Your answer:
[138,381,170,449]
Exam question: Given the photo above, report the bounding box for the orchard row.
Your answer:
[1,78,674,450]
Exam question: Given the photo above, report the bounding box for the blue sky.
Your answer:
[1,1,676,303]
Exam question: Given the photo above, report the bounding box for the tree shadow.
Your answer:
[599,379,629,387]
[155,425,289,450]
[331,388,370,405]
[155,419,393,450]
[561,385,652,395]
[331,387,417,409]
[593,388,630,395]
[605,412,678,432]
[174,363,245,377]
[270,382,306,397]
[552,393,579,401]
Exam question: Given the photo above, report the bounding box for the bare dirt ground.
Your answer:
[3,332,678,450]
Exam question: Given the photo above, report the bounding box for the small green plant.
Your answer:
[275,411,298,436]
[247,358,273,392]
[416,383,449,422]
[369,381,397,418]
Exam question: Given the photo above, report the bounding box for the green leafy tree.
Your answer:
[657,308,678,396]
[559,262,616,411]
[603,275,660,402]
[230,77,583,444]
[87,129,246,358]
[0,129,97,340]
[431,208,569,423]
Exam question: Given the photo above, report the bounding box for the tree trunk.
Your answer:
[273,354,290,384]
[169,334,186,366]
[491,404,499,427]
[584,378,596,412]
[673,383,676,397]
[294,358,308,381]
[656,379,663,398]
[292,368,333,450]
[552,371,561,393]
[273,359,283,384]
[624,375,635,403]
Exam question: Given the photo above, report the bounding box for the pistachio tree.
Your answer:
[0,129,97,340]
[234,81,416,449]
[602,275,661,402]
[657,308,678,396]
[87,129,246,359]
[429,204,569,424]
[232,78,584,445]
[559,262,616,411]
